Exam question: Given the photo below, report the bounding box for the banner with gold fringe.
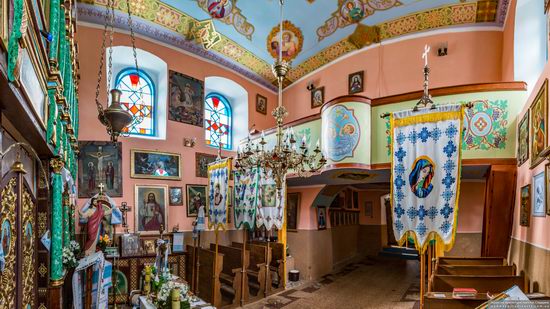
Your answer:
[207,158,232,231]
[256,168,285,231]
[390,105,464,253]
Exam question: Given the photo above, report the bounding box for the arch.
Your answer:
[108,46,168,139]
[205,76,249,150]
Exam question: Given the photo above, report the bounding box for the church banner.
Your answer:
[391,105,464,253]
[234,167,260,230]
[256,168,285,231]
[207,158,231,231]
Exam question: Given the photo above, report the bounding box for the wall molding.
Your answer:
[511,235,550,252]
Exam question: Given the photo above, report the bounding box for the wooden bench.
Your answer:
[210,243,249,306]
[425,292,489,309]
[436,265,516,276]
[250,241,285,290]
[437,257,507,266]
[231,242,268,298]
[185,245,222,308]
[430,274,527,293]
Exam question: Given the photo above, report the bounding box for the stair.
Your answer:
[378,246,419,260]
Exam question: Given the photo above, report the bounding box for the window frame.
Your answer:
[114,67,157,137]
[204,92,233,150]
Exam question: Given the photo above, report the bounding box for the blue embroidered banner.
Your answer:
[391,105,463,253]
[207,158,231,231]
[234,167,260,230]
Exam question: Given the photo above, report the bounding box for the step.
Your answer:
[381,246,418,254]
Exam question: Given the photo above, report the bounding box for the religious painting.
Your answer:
[533,171,546,217]
[518,112,530,166]
[206,0,233,18]
[196,152,218,178]
[78,141,122,198]
[131,149,181,180]
[348,71,364,94]
[169,187,183,206]
[0,0,7,49]
[267,20,304,62]
[547,163,550,215]
[287,193,300,232]
[121,234,140,257]
[311,86,324,108]
[365,201,373,218]
[256,94,267,115]
[142,239,156,255]
[520,184,531,227]
[135,185,168,234]
[1,219,11,256]
[530,79,548,168]
[546,0,550,13]
[322,105,360,161]
[317,206,327,230]
[187,185,206,217]
[169,70,204,127]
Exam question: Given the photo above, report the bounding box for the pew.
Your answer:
[250,241,285,290]
[430,274,527,293]
[436,265,516,276]
[210,243,250,306]
[231,242,269,298]
[425,292,490,309]
[437,257,507,266]
[185,245,222,308]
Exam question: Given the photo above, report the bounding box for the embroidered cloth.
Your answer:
[256,168,285,230]
[207,158,231,230]
[234,167,260,230]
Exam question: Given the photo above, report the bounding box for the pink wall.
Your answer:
[282,30,504,122]
[513,63,550,250]
[456,181,486,233]
[287,186,324,230]
[502,0,517,81]
[359,190,388,225]
[76,25,277,232]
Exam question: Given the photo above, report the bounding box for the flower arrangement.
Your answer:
[155,280,191,309]
[62,240,81,268]
[98,234,111,251]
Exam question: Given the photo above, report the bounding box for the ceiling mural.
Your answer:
[77,0,509,91]
[317,0,402,41]
[197,0,255,40]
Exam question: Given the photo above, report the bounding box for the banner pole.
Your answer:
[213,229,219,301]
[241,229,247,306]
[420,249,425,308]
[265,229,271,298]
[196,231,201,297]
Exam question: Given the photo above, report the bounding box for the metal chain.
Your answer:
[107,0,115,94]
[126,0,140,75]
[94,0,112,113]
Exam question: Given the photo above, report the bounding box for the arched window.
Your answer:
[204,93,232,150]
[115,68,156,136]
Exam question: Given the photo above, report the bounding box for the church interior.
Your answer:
[1,0,549,308]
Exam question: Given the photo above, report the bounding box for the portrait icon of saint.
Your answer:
[409,157,435,198]
[141,192,165,231]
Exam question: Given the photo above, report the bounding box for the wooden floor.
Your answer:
[244,258,420,309]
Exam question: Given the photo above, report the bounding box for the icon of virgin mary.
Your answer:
[409,157,435,198]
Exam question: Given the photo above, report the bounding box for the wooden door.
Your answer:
[385,197,397,245]
[481,165,517,257]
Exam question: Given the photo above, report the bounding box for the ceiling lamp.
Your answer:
[234,0,326,190]
[94,0,140,142]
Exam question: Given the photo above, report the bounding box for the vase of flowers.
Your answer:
[155,281,190,309]
[98,234,111,252]
[62,240,81,268]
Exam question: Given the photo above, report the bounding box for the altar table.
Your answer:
[139,295,215,309]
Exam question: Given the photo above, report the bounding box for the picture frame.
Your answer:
[520,184,531,227]
[134,185,168,234]
[0,0,7,50]
[530,79,548,169]
[533,171,546,217]
[168,70,204,127]
[286,193,301,232]
[142,239,156,255]
[169,187,183,206]
[317,206,327,230]
[186,185,207,217]
[518,112,529,166]
[78,141,123,198]
[311,86,324,108]
[547,163,550,215]
[131,149,181,180]
[365,201,373,218]
[196,152,218,178]
[120,234,141,257]
[256,94,267,115]
[348,70,364,94]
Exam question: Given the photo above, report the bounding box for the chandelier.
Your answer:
[234,0,326,190]
[94,0,141,142]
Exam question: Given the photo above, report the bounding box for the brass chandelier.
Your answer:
[234,0,326,190]
[94,0,141,142]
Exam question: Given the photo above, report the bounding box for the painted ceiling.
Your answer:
[77,0,509,91]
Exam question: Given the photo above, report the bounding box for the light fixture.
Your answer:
[94,0,141,142]
[234,0,326,190]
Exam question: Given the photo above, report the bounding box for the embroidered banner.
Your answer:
[256,168,285,230]
[234,167,260,230]
[207,158,231,231]
[391,105,463,253]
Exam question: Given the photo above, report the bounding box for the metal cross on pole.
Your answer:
[120,202,132,233]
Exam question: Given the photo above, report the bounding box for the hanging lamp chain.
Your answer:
[107,0,115,93]
[94,0,113,123]
[126,0,140,75]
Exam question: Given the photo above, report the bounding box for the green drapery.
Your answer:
[50,160,64,281]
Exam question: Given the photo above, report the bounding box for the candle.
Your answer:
[316,139,320,148]
[301,135,306,145]
[171,288,181,309]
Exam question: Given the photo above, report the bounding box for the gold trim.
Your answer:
[50,278,64,287]
[134,184,169,235]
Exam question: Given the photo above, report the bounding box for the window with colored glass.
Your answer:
[204,93,232,150]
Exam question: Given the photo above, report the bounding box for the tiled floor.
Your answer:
[244,258,420,309]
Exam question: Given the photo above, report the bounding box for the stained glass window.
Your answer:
[205,93,232,150]
[115,68,155,136]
